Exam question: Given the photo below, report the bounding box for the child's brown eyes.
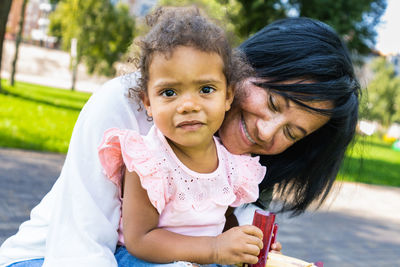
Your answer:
[160,86,215,97]
[161,89,176,97]
[200,86,215,94]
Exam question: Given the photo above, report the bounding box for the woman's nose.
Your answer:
[176,94,201,113]
[256,115,284,143]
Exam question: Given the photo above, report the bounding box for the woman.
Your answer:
[226,17,360,216]
[0,17,360,267]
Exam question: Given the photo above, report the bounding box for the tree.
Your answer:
[158,0,242,44]
[0,0,13,92]
[292,0,387,55]
[218,0,387,55]
[363,57,400,126]
[49,0,135,77]
[10,0,28,86]
[217,0,288,39]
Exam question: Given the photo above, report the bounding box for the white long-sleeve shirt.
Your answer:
[0,75,152,267]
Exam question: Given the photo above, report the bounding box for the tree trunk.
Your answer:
[70,38,79,91]
[10,0,28,86]
[0,0,13,91]
[71,57,78,91]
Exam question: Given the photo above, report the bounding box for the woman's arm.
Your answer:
[122,170,264,265]
[12,77,145,267]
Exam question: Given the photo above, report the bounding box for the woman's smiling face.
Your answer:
[218,78,333,155]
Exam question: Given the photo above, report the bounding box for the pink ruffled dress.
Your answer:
[98,126,266,245]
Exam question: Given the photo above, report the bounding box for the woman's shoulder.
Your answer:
[90,74,138,106]
[79,73,152,135]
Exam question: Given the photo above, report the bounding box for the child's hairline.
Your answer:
[126,6,255,112]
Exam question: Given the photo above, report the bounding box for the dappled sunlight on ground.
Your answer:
[320,182,400,224]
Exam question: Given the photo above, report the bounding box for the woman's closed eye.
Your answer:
[284,126,298,142]
[200,86,215,94]
[161,89,176,97]
[268,94,280,112]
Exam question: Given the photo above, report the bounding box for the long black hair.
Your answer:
[239,17,361,215]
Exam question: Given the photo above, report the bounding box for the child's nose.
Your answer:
[176,94,201,113]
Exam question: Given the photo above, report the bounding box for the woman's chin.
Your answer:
[218,127,248,155]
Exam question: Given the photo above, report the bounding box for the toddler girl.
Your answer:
[98,7,266,266]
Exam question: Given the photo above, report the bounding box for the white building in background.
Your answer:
[29,0,57,46]
[6,0,57,47]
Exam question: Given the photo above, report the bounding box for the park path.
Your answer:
[1,40,107,92]
[1,148,399,266]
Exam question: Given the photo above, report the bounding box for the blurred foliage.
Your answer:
[157,0,242,45]
[217,0,386,55]
[46,0,387,76]
[293,0,387,55]
[217,0,287,39]
[49,0,135,76]
[361,57,400,126]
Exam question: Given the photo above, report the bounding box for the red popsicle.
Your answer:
[247,210,276,267]
[269,223,278,252]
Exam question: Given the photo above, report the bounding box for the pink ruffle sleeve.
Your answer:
[230,155,266,207]
[98,128,168,214]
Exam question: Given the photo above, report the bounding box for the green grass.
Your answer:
[0,79,91,153]
[339,135,400,187]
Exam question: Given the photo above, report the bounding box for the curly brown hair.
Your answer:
[127,6,253,106]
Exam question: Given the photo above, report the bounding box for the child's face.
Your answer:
[143,46,233,150]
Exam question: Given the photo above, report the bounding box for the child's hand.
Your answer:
[213,225,263,265]
[270,241,282,253]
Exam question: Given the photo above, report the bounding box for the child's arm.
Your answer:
[122,169,264,265]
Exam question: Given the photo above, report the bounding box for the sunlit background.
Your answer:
[376,0,400,55]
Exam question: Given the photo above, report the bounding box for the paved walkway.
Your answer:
[0,148,399,266]
[1,40,107,92]
[0,149,64,240]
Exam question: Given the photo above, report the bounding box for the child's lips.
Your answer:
[177,120,205,130]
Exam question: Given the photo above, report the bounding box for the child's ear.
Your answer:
[225,85,234,111]
[141,92,152,117]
